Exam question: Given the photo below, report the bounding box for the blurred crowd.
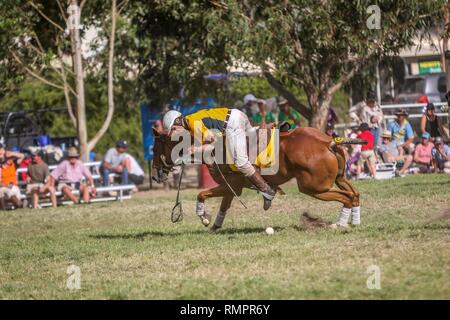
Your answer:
[344,92,449,179]
[0,140,144,210]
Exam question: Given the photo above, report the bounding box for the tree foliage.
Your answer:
[202,0,445,128]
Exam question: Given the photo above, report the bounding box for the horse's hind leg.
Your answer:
[211,194,234,232]
[335,176,361,225]
[302,187,355,228]
[334,147,362,225]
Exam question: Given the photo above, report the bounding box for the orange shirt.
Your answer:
[1,163,17,186]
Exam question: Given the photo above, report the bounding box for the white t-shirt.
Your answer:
[104,148,127,167]
[126,155,144,176]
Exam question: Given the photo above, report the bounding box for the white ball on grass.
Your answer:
[265,227,274,235]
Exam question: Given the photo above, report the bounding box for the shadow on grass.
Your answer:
[89,226,286,240]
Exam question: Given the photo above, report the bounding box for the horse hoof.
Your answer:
[210,224,221,233]
[201,213,211,227]
[263,198,272,211]
[330,223,349,230]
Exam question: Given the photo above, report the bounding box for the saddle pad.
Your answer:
[228,128,277,172]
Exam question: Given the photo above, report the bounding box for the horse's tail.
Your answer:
[329,137,368,149]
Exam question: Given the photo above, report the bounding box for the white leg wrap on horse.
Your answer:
[337,207,351,226]
[351,206,361,225]
[214,211,226,227]
[196,201,205,217]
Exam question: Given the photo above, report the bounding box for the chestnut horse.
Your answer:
[152,127,366,231]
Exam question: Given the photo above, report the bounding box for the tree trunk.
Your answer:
[87,0,117,152]
[263,71,312,120]
[310,99,332,131]
[69,0,88,161]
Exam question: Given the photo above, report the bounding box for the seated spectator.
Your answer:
[420,103,445,140]
[26,150,57,209]
[432,137,450,173]
[0,150,25,209]
[356,123,377,179]
[388,109,415,154]
[277,97,301,128]
[101,140,131,186]
[50,147,96,204]
[125,154,145,186]
[378,130,413,177]
[413,132,434,173]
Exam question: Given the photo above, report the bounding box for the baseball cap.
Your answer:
[434,136,443,144]
[116,140,129,148]
[366,91,376,101]
[422,132,431,139]
[243,94,258,105]
[426,103,435,110]
[359,122,370,131]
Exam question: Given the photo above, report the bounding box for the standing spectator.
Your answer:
[26,150,57,209]
[346,125,362,178]
[413,132,434,173]
[325,124,338,138]
[349,91,381,123]
[432,137,450,173]
[378,130,413,177]
[101,140,131,186]
[359,91,384,147]
[420,103,445,139]
[388,108,415,154]
[327,106,339,127]
[125,154,145,186]
[0,150,25,209]
[242,94,259,119]
[356,123,377,179]
[251,99,275,128]
[50,147,96,204]
[277,97,301,128]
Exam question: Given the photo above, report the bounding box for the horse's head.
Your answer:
[152,127,174,183]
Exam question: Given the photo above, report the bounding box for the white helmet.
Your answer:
[162,110,182,131]
[243,94,258,105]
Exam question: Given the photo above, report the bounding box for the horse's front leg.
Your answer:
[210,194,234,232]
[196,185,231,227]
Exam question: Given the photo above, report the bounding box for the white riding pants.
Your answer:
[225,109,255,177]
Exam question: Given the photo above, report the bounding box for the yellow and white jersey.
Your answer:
[185,108,230,143]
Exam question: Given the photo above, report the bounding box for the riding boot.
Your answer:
[247,171,276,210]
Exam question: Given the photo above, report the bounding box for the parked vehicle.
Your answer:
[0,109,77,158]
[396,72,447,105]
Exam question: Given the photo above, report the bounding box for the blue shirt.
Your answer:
[432,144,450,158]
[387,120,414,144]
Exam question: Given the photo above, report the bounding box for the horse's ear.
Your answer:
[153,126,161,136]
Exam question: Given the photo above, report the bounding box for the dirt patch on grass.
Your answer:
[298,211,331,230]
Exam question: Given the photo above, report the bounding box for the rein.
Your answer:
[213,156,248,210]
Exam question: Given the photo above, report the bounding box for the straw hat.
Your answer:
[381,130,392,139]
[67,147,80,157]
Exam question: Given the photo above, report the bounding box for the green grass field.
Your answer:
[0,174,449,299]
